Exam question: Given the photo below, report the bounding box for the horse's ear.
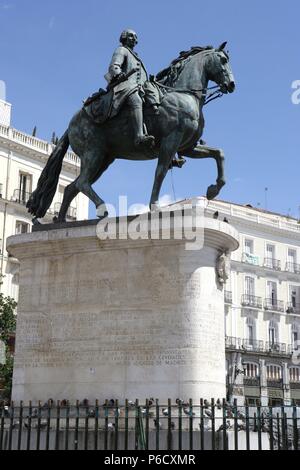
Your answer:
[218,42,227,51]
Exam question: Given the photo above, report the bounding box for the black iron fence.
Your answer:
[0,400,300,451]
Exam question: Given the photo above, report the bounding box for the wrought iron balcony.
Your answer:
[225,336,292,356]
[241,339,264,353]
[54,202,77,221]
[263,258,281,271]
[242,252,260,266]
[241,294,263,309]
[266,342,291,355]
[286,303,300,315]
[267,379,283,389]
[11,189,31,206]
[244,377,260,387]
[264,298,285,313]
[290,382,300,390]
[286,262,300,274]
[224,291,232,304]
[225,336,240,350]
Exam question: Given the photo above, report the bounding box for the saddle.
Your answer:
[83,81,163,125]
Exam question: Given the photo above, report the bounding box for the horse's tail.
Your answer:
[26,130,70,218]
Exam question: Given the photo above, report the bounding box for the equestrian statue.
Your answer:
[27,29,236,223]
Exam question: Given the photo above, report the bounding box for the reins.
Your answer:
[156,81,223,106]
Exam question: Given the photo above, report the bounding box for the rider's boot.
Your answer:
[129,95,155,148]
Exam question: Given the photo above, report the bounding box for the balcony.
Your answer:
[241,294,263,309]
[241,339,265,353]
[266,342,292,355]
[264,298,285,313]
[242,252,260,266]
[54,203,77,221]
[286,303,300,315]
[225,336,240,350]
[225,336,292,356]
[267,379,283,389]
[244,377,260,387]
[286,262,300,274]
[224,291,232,304]
[11,189,31,206]
[263,258,281,271]
[290,382,300,390]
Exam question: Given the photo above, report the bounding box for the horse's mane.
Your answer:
[156,45,214,83]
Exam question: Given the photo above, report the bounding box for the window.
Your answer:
[292,324,299,351]
[289,286,300,308]
[16,221,29,235]
[267,281,277,306]
[266,244,275,259]
[245,276,255,297]
[268,320,278,345]
[288,249,297,266]
[245,239,254,255]
[246,317,256,346]
[243,362,259,378]
[290,367,300,383]
[18,172,32,203]
[266,365,282,380]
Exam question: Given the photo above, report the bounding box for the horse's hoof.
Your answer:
[96,204,108,219]
[206,185,219,201]
[32,217,41,226]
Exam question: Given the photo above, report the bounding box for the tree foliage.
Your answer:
[0,283,17,399]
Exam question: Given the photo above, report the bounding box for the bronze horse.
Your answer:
[27,43,235,222]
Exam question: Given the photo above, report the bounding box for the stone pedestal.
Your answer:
[7,213,238,403]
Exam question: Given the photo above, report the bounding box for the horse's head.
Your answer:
[207,43,235,94]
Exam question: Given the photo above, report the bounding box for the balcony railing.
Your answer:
[0,124,80,168]
[267,379,283,389]
[54,203,77,221]
[242,252,260,266]
[290,382,300,390]
[241,294,263,309]
[244,377,260,387]
[264,258,281,271]
[11,189,31,206]
[286,303,300,315]
[286,262,300,274]
[241,339,265,353]
[225,336,240,350]
[264,299,285,313]
[224,291,232,304]
[225,336,292,356]
[266,342,292,355]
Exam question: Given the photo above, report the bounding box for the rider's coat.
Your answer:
[105,46,148,115]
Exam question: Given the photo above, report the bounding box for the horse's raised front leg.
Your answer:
[150,131,184,209]
[179,144,226,200]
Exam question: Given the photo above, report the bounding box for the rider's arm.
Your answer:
[105,47,127,82]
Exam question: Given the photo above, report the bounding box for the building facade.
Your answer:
[205,199,300,406]
[0,98,89,299]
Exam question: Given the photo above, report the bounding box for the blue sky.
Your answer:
[1,0,300,218]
